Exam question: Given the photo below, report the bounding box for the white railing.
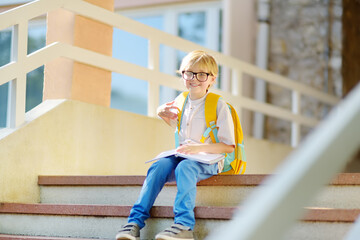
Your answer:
[346,214,360,240]
[0,0,339,147]
[206,83,360,240]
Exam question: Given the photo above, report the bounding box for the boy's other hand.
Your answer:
[176,144,202,155]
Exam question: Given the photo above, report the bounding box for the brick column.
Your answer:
[44,0,114,106]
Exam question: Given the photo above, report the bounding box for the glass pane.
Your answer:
[0,83,9,128]
[178,12,206,45]
[27,22,46,54]
[158,45,183,105]
[0,29,11,67]
[26,22,46,112]
[177,11,207,83]
[136,15,163,30]
[112,15,163,67]
[159,85,181,105]
[111,15,163,115]
[0,29,11,128]
[112,28,148,67]
[26,66,44,112]
[111,73,148,115]
[218,9,223,52]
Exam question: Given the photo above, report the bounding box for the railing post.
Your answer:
[148,39,160,117]
[291,90,301,147]
[231,68,243,120]
[7,22,27,128]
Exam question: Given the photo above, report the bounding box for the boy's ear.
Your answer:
[206,77,216,92]
[210,75,216,86]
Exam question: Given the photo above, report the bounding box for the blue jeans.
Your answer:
[128,156,218,230]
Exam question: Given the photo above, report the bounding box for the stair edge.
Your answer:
[1,203,359,223]
[38,173,360,187]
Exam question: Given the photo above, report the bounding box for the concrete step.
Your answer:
[0,203,359,240]
[38,174,360,208]
[0,234,104,240]
[0,203,231,240]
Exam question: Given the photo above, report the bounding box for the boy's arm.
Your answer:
[176,142,234,155]
[157,101,180,127]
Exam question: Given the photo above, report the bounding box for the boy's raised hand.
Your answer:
[158,101,180,119]
[157,101,180,127]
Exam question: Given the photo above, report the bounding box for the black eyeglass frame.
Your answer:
[181,71,212,82]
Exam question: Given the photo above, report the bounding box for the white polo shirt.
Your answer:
[177,93,235,172]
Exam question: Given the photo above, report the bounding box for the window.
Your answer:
[111,2,222,115]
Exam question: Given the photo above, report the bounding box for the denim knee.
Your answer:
[147,157,178,182]
[175,160,218,182]
[175,160,199,179]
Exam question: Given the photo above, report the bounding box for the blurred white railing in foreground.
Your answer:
[206,83,360,240]
[346,215,360,240]
[0,0,340,147]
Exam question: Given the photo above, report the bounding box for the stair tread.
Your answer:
[37,175,267,186]
[0,234,104,240]
[38,173,360,186]
[1,203,359,222]
[0,203,233,220]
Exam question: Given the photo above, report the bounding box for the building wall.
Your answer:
[267,0,342,144]
[0,100,292,203]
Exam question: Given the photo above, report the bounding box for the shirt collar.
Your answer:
[188,92,208,105]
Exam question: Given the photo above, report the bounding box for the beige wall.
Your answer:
[0,100,175,203]
[0,100,292,203]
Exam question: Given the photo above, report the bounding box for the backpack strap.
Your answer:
[227,102,246,174]
[200,93,221,144]
[174,91,189,148]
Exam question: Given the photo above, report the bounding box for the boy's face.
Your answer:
[183,64,215,100]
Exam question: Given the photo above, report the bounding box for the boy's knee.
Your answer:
[175,160,199,175]
[152,158,171,168]
[148,158,175,174]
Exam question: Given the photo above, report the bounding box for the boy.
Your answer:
[116,50,235,240]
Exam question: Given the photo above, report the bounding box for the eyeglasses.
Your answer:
[182,71,211,82]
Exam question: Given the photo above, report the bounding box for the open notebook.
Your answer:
[146,149,225,165]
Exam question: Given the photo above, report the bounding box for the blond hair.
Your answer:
[179,50,218,77]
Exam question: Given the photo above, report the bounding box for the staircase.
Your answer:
[0,174,359,240]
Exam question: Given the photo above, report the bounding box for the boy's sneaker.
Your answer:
[116,223,140,240]
[155,223,194,240]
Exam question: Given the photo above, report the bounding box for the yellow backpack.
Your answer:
[174,91,246,174]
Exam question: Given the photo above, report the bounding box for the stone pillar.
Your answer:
[44,0,114,106]
[222,0,256,135]
[342,0,360,172]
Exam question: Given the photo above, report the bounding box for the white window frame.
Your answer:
[117,2,221,51]
[2,18,46,127]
